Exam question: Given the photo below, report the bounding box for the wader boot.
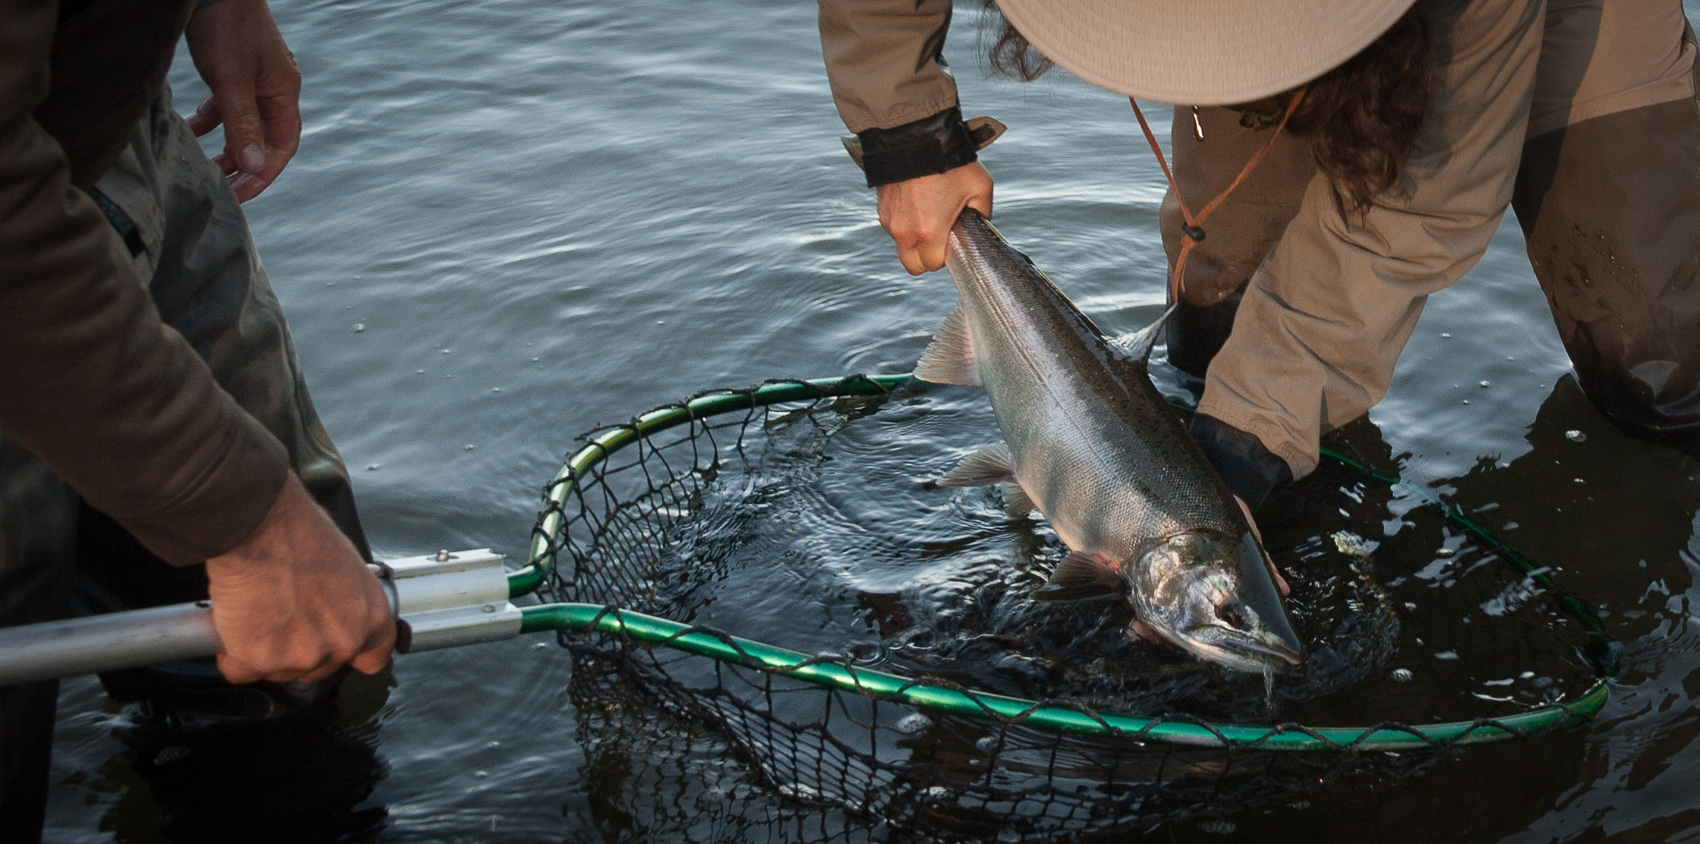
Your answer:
[0,447,78,844]
[1512,93,1700,456]
[76,88,373,734]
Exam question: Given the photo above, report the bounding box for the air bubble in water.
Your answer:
[1199,819,1237,835]
[895,713,933,734]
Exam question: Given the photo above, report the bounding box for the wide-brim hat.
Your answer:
[992,0,1420,106]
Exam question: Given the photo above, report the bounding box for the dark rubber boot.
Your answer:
[0,441,78,844]
[1513,96,1700,455]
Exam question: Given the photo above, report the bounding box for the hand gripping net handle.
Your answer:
[512,374,1613,752]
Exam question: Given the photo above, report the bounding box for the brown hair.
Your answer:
[1286,9,1431,212]
[979,3,1432,214]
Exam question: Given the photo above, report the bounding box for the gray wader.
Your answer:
[0,88,368,842]
[1163,2,1700,457]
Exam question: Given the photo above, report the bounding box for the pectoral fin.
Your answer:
[915,304,981,386]
[1033,552,1125,602]
[938,444,1014,487]
[999,482,1035,518]
[1108,303,1179,363]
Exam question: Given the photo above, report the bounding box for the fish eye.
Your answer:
[1216,600,1249,631]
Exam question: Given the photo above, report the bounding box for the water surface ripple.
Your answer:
[43,1,1700,841]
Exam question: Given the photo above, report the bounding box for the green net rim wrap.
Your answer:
[512,374,1614,752]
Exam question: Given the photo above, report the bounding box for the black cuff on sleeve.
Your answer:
[1191,413,1293,511]
[856,106,979,188]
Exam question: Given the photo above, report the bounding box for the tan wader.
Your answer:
[0,88,367,842]
[1165,0,1700,472]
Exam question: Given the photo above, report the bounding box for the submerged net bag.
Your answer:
[526,375,1613,843]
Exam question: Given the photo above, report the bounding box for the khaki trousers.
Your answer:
[1163,0,1700,463]
[0,88,366,842]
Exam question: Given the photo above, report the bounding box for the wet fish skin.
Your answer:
[921,209,1302,674]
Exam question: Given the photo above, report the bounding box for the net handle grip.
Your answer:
[0,601,221,687]
[0,550,522,687]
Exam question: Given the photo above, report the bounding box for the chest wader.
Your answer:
[0,88,377,843]
[1157,7,1700,459]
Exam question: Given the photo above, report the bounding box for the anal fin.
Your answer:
[915,304,981,386]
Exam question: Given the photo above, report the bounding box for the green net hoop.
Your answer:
[513,374,1614,840]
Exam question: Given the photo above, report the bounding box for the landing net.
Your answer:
[518,375,1613,841]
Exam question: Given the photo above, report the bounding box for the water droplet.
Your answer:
[1440,332,1452,339]
[1435,547,1455,558]
[975,735,1001,753]
[491,387,501,393]
[416,369,425,374]
[473,770,488,779]
[440,349,451,355]
[1519,671,1535,679]
[1434,650,1460,660]
[465,444,476,450]
[1390,668,1413,682]
[1479,380,1490,388]
[155,745,190,765]
[531,357,540,362]
[533,641,547,650]
[1462,399,1470,405]
[1574,478,1585,484]
[365,463,380,471]
[353,323,365,332]
[1565,430,1587,442]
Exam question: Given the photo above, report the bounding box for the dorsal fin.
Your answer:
[915,304,980,386]
[1108,303,1179,363]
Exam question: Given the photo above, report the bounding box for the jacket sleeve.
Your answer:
[0,0,291,565]
[818,0,979,186]
[1195,0,1545,480]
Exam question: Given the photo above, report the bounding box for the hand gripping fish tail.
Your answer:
[920,209,1302,674]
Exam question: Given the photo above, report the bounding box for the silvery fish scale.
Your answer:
[944,212,1240,553]
[928,209,1300,672]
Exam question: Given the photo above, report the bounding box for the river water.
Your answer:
[41,1,1700,841]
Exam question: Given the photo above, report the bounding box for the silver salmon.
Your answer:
[920,209,1302,674]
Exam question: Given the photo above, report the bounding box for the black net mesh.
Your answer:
[532,377,1609,843]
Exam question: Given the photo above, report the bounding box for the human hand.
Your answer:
[184,0,302,202]
[204,474,394,685]
[1236,495,1290,597]
[875,161,994,275]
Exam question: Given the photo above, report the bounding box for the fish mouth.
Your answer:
[1181,625,1304,674]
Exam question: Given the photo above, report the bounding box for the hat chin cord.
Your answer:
[1130,88,1308,303]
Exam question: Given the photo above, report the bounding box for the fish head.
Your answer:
[1127,531,1304,674]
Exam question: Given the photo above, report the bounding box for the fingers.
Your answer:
[205,476,396,687]
[185,0,302,202]
[1235,495,1291,597]
[186,95,225,140]
[876,161,995,275]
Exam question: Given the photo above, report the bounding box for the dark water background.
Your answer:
[42,0,1700,840]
